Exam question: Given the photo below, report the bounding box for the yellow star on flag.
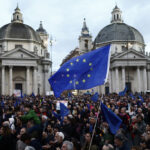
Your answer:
[67,74,70,77]
[69,80,72,84]
[87,74,91,78]
[83,59,86,62]
[76,59,79,62]
[75,81,79,85]
[89,63,92,66]
[70,62,73,66]
[66,68,69,72]
[82,79,86,83]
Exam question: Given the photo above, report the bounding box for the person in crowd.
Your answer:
[0,125,16,150]
[21,104,41,125]
[61,140,74,150]
[0,93,150,149]
[132,114,146,146]
[114,133,130,150]
[81,132,98,150]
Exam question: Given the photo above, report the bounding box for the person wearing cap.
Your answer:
[114,133,130,150]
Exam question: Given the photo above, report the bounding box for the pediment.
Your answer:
[112,49,148,60]
[1,47,39,59]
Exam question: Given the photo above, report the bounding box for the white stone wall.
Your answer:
[0,41,45,57]
[79,37,92,52]
[38,65,44,95]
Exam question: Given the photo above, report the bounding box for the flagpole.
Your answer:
[88,96,102,150]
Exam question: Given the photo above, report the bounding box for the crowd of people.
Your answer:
[0,93,150,150]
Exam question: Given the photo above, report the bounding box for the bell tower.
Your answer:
[111,5,123,23]
[11,4,23,23]
[78,18,92,54]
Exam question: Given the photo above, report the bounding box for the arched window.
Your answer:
[114,15,116,20]
[84,40,88,49]
[17,15,19,20]
[117,14,119,19]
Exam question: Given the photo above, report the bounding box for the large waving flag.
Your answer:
[91,92,99,102]
[119,86,127,96]
[49,45,111,97]
[101,103,122,134]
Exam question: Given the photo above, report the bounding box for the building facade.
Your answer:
[0,6,51,96]
[62,6,150,94]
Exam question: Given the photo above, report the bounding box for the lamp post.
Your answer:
[49,36,56,77]
[126,41,132,92]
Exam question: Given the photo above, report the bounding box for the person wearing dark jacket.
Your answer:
[0,125,16,150]
[114,133,130,150]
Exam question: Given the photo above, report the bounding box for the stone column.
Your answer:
[26,67,30,95]
[122,67,125,90]
[1,66,5,95]
[115,67,119,93]
[137,67,141,93]
[44,69,49,95]
[33,67,37,95]
[143,67,147,93]
[147,70,150,90]
[109,70,112,93]
[9,66,13,96]
[112,69,115,93]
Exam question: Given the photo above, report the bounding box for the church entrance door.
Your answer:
[15,83,22,92]
[126,82,131,92]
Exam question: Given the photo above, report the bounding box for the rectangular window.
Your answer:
[15,45,22,48]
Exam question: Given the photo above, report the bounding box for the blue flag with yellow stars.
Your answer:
[101,102,122,134]
[49,44,111,98]
[91,92,99,102]
[119,86,127,96]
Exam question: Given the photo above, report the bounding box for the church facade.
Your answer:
[62,6,150,94]
[0,6,51,96]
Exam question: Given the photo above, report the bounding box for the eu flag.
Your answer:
[52,111,61,122]
[49,45,111,97]
[60,103,70,117]
[91,92,99,102]
[138,95,144,102]
[119,86,127,96]
[101,103,122,134]
[130,93,135,100]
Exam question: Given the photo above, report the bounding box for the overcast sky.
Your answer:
[0,0,150,71]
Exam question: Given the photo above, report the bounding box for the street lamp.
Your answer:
[49,36,56,76]
[126,41,132,92]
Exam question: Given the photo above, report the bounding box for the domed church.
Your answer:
[0,6,51,96]
[62,5,150,94]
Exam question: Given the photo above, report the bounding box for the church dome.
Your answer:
[95,23,144,44]
[0,22,42,43]
[94,6,144,45]
[0,5,42,43]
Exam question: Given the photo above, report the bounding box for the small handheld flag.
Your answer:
[138,95,144,102]
[101,103,122,134]
[129,93,135,100]
[91,92,99,102]
[60,103,70,117]
[119,86,127,96]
